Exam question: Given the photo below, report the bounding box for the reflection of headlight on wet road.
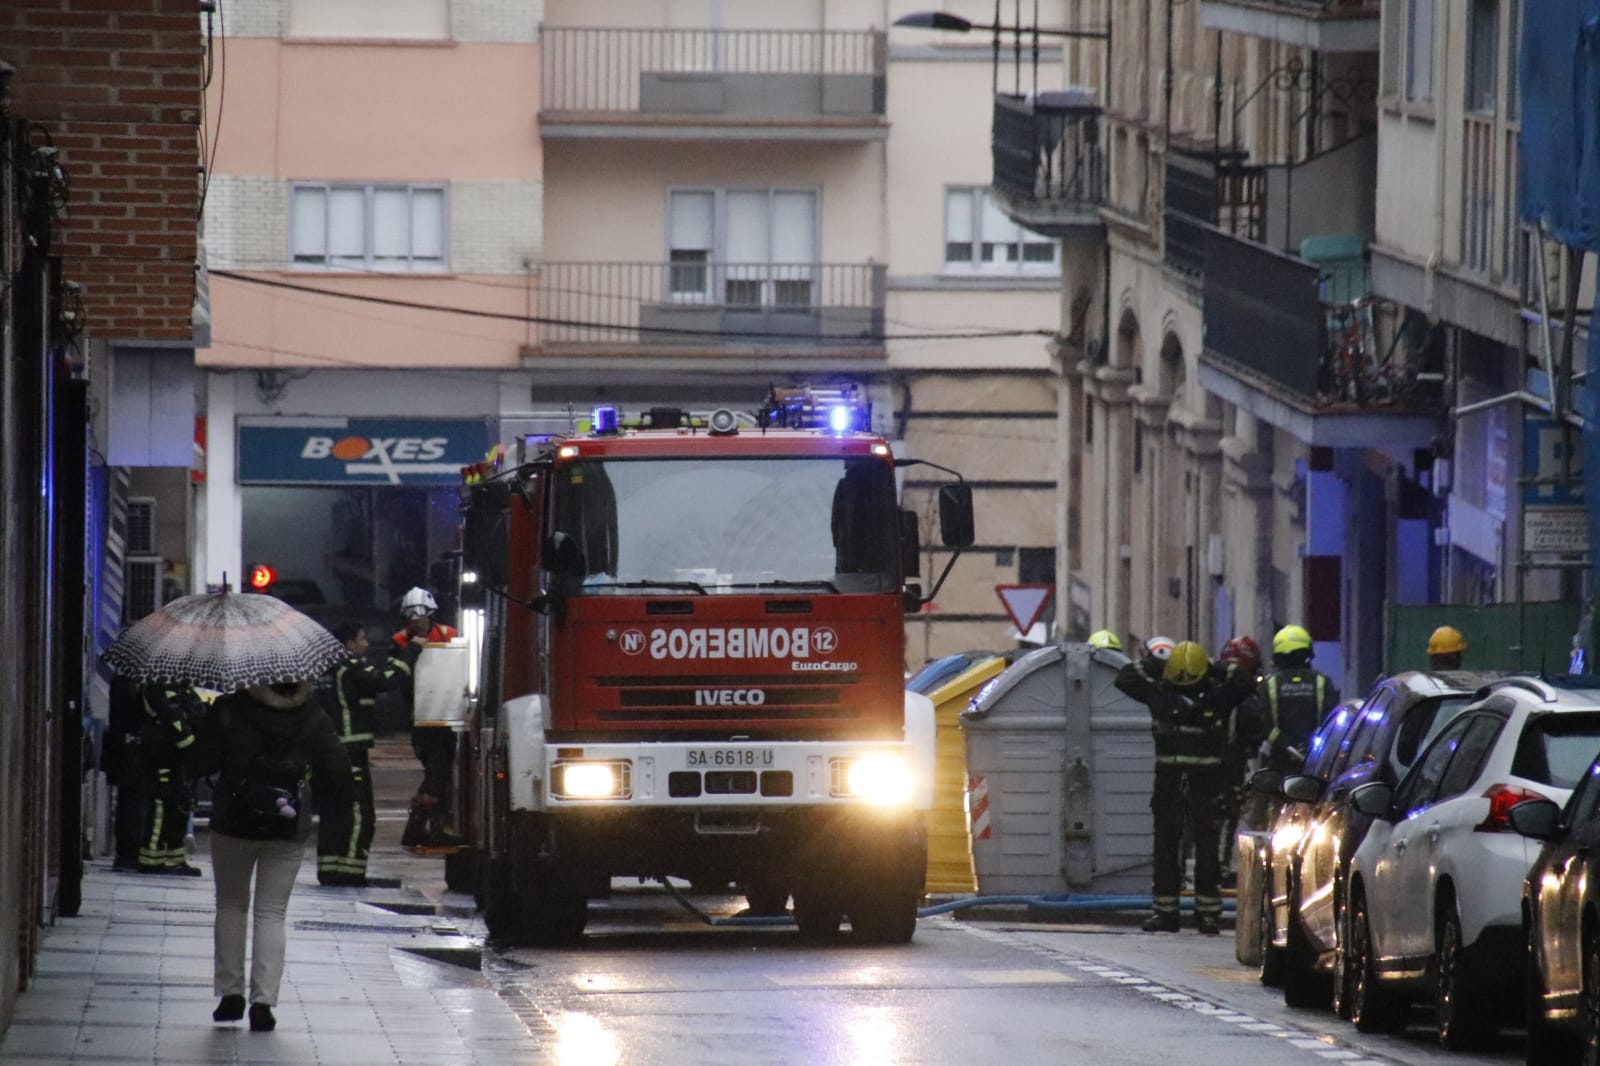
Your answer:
[554,1012,619,1066]
[838,752,914,806]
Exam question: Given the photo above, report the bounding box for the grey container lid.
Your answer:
[961,642,1132,728]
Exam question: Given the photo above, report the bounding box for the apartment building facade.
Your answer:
[988,0,1459,691]
[199,0,545,617]
[0,0,205,1030]
[1370,0,1584,618]
[199,0,1061,665]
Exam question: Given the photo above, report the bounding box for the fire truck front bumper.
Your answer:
[536,740,926,811]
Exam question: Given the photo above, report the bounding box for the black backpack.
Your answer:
[213,708,313,841]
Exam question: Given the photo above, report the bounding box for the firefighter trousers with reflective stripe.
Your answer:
[317,747,374,878]
[1150,764,1227,918]
[139,767,191,870]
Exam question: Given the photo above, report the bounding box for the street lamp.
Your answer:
[893,7,1110,99]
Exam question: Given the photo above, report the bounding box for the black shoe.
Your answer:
[172,864,204,877]
[1141,911,1181,933]
[362,875,402,888]
[212,994,246,1023]
[318,873,365,887]
[248,1003,276,1032]
[1196,914,1221,936]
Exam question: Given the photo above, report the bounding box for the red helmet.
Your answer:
[1220,635,1262,673]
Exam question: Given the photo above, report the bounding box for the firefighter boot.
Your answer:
[1141,911,1181,933]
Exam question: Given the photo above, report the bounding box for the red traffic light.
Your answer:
[248,564,277,591]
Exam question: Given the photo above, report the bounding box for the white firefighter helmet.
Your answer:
[399,587,437,620]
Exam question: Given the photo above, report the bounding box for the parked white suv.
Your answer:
[1343,676,1600,1049]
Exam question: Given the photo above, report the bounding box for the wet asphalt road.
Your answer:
[368,739,1520,1066]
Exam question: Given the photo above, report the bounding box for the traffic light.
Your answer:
[247,563,277,592]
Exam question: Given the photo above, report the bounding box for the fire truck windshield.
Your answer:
[553,455,899,594]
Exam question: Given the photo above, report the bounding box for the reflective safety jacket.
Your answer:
[1243,666,1339,769]
[317,655,405,750]
[140,684,202,768]
[1114,661,1252,768]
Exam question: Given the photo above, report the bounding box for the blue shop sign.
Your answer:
[237,418,491,485]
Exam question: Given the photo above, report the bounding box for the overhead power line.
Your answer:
[208,269,1056,343]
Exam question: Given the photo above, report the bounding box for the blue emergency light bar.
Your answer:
[592,405,619,434]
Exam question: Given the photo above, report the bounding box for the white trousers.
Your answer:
[210,830,306,1006]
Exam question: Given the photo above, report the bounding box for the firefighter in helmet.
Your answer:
[1087,628,1129,666]
[1427,625,1467,670]
[1240,624,1340,776]
[317,621,406,885]
[1213,635,1263,880]
[1115,639,1252,934]
[390,587,462,847]
[1088,629,1122,651]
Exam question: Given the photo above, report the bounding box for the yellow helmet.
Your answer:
[1427,625,1466,655]
[1163,641,1210,686]
[1088,629,1122,651]
[1272,624,1312,656]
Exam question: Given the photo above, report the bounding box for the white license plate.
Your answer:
[686,747,775,769]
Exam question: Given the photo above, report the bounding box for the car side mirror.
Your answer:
[1507,798,1563,841]
[1350,781,1395,820]
[1281,774,1323,804]
[543,531,586,578]
[938,484,975,548]
[1249,768,1284,796]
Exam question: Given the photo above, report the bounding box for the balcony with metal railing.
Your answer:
[1198,230,1442,444]
[523,261,887,366]
[1198,0,1381,53]
[540,27,887,141]
[989,91,1105,238]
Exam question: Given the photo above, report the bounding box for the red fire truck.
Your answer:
[428,389,973,945]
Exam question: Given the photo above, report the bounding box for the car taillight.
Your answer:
[1474,784,1549,832]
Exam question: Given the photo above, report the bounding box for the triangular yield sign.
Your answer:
[995,584,1053,634]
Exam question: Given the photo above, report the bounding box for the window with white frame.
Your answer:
[1464,0,1498,114]
[944,187,1058,273]
[291,183,446,272]
[1403,0,1436,104]
[667,188,818,306]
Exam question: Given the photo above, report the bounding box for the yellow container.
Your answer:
[923,656,1007,894]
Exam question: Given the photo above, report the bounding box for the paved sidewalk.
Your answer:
[1,740,543,1065]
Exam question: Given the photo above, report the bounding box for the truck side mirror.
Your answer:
[899,510,921,579]
[938,484,975,548]
[543,531,586,578]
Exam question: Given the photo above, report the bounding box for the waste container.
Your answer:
[960,643,1152,896]
[922,655,1007,894]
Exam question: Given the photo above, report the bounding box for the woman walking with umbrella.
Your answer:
[106,587,352,1032]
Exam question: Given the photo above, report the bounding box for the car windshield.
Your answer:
[551,455,899,594]
[1511,713,1600,789]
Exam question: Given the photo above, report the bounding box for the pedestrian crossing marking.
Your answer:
[958,969,1074,985]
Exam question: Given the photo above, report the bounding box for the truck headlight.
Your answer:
[836,752,913,806]
[554,760,631,799]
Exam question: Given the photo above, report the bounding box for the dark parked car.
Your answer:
[1512,743,1600,1064]
[1274,671,1496,1012]
[1249,699,1365,988]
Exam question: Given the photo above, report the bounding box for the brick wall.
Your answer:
[0,0,202,342]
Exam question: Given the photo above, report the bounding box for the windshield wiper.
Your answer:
[721,579,841,594]
[584,579,708,595]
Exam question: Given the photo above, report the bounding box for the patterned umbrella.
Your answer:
[104,590,346,691]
